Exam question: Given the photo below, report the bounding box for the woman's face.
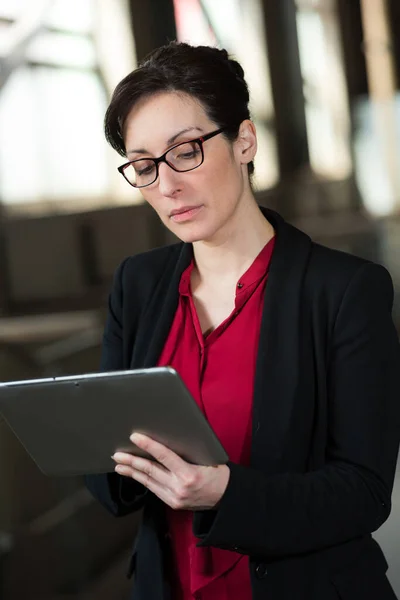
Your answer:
[123,92,256,244]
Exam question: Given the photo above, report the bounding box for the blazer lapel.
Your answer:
[252,209,312,472]
[130,243,193,369]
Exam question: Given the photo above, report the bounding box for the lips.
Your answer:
[169,206,200,217]
[169,205,204,223]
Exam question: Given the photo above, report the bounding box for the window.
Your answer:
[0,0,139,214]
[295,0,352,180]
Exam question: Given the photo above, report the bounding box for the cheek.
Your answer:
[205,150,239,187]
[203,157,242,203]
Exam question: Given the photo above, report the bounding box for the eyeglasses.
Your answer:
[118,127,226,188]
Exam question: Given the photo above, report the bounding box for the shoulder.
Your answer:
[115,242,184,287]
[106,242,185,313]
[306,241,394,311]
[309,242,369,282]
[266,208,392,296]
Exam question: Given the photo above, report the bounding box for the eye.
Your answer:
[168,140,201,162]
[133,161,155,176]
[178,149,201,160]
[138,165,155,176]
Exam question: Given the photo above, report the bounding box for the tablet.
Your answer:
[0,367,228,476]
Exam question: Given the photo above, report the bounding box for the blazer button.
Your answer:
[255,563,268,579]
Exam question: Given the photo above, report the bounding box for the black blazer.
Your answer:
[86,208,400,600]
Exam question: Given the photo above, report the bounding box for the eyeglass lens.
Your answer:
[123,140,203,187]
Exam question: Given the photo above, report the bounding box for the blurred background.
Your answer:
[0,0,399,597]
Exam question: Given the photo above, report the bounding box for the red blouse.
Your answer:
[157,236,275,600]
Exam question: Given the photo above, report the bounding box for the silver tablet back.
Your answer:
[0,367,228,476]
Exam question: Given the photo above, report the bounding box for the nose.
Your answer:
[157,162,182,197]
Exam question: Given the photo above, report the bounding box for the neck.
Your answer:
[192,198,274,285]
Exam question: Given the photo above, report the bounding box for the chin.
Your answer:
[167,222,216,244]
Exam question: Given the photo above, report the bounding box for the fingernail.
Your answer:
[130,433,141,443]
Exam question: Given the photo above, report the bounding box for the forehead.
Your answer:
[123,92,213,153]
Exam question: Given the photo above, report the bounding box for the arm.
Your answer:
[84,258,148,517]
[193,263,400,557]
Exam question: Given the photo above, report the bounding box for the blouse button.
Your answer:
[255,563,268,579]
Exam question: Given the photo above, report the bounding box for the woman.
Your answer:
[85,42,400,600]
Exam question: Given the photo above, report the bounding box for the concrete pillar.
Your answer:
[128,0,177,63]
[260,0,309,177]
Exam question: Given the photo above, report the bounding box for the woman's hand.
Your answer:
[112,433,230,511]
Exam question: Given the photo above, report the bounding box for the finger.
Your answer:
[112,452,138,465]
[127,467,182,509]
[112,451,167,477]
[118,454,172,487]
[130,433,189,474]
[115,463,197,511]
[115,464,162,494]
[115,464,135,477]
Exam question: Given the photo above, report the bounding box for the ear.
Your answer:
[234,119,257,166]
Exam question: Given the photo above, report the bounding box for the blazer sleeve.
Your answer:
[84,258,148,518]
[193,263,400,558]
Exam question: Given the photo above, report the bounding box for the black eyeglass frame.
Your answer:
[118,127,226,188]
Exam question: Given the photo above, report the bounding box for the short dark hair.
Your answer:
[104,41,254,176]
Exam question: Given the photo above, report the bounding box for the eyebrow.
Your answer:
[127,126,204,156]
